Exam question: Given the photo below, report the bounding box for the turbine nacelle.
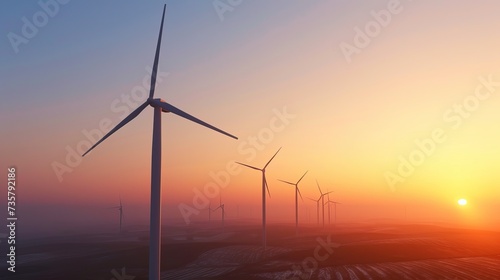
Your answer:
[214,204,225,211]
[148,98,170,112]
[278,170,307,201]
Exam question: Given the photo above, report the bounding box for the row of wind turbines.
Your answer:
[109,179,341,238]
[204,161,342,231]
[308,182,341,228]
[234,147,342,251]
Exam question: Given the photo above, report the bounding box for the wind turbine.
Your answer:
[325,191,340,227]
[213,196,225,227]
[236,147,281,251]
[330,200,341,227]
[208,202,212,222]
[316,180,332,228]
[278,171,308,236]
[81,5,237,280]
[325,192,333,225]
[307,196,321,225]
[109,197,123,233]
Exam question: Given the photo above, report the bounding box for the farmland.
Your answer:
[3,223,500,279]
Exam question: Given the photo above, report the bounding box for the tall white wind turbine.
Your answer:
[278,171,308,236]
[82,5,237,280]
[236,147,281,251]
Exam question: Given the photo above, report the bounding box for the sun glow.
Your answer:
[458,198,467,206]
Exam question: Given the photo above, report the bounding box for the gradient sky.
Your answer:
[2,0,500,236]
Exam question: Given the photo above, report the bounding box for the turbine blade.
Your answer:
[235,162,261,171]
[149,4,167,99]
[278,179,295,185]
[82,101,149,156]
[306,197,316,202]
[297,171,308,184]
[264,147,281,169]
[264,176,271,198]
[316,179,323,195]
[150,99,237,140]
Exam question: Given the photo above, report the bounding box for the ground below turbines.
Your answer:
[4,222,500,280]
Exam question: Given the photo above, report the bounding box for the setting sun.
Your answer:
[458,198,468,206]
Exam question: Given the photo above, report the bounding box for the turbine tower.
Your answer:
[213,196,225,227]
[278,171,308,236]
[236,147,281,251]
[82,5,237,280]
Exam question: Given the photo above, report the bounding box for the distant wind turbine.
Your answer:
[236,147,281,251]
[208,202,213,222]
[109,197,123,233]
[325,191,340,227]
[316,180,332,228]
[325,192,333,225]
[213,196,225,227]
[81,5,237,280]
[278,171,308,236]
[307,196,321,225]
[330,200,341,227]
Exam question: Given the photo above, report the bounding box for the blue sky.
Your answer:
[1,1,323,105]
